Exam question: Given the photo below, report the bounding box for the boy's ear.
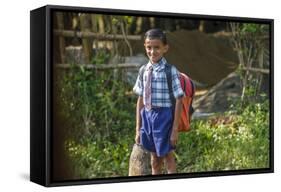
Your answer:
[164,44,169,53]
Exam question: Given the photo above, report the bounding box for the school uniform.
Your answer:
[133,57,184,157]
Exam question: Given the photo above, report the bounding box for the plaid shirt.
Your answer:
[133,57,184,107]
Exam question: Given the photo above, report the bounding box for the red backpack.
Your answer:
[177,73,195,132]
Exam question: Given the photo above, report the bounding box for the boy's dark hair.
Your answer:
[144,28,167,45]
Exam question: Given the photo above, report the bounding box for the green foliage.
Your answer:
[124,16,133,25]
[55,65,136,142]
[176,98,270,172]
[65,97,269,178]
[55,64,137,178]
[230,22,269,102]
[91,49,111,65]
[66,137,134,178]
[240,23,269,34]
[56,66,270,178]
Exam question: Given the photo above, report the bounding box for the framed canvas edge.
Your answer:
[30,4,274,187]
[45,4,273,23]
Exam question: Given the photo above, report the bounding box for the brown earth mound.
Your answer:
[131,30,239,85]
[193,72,242,114]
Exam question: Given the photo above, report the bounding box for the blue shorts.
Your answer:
[140,107,175,157]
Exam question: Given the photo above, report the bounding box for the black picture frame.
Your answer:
[30,4,274,187]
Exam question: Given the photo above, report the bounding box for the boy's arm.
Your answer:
[169,66,184,147]
[135,96,144,144]
[170,97,183,147]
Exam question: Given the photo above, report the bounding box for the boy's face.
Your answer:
[144,38,169,64]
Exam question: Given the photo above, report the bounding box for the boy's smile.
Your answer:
[144,39,169,64]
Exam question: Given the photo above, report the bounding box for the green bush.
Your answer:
[54,65,137,178]
[55,65,136,142]
[176,98,270,173]
[66,137,134,178]
[65,98,269,178]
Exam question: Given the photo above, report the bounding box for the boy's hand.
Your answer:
[170,98,182,147]
[135,130,140,144]
[170,129,178,147]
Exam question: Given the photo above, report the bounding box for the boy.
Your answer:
[133,28,184,174]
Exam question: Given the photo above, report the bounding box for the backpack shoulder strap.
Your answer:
[165,63,176,106]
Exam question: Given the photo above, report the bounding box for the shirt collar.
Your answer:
[147,57,167,72]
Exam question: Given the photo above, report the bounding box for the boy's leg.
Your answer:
[151,152,164,175]
[165,151,176,174]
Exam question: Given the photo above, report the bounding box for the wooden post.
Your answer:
[91,14,99,52]
[199,20,205,32]
[56,12,66,63]
[53,30,142,40]
[79,13,93,63]
[56,63,142,70]
[129,144,151,176]
[136,17,143,34]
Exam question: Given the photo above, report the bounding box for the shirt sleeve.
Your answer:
[133,66,144,96]
[171,66,184,99]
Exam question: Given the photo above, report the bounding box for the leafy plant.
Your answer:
[229,23,269,104]
[176,98,270,173]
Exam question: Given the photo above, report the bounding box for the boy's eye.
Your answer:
[146,46,159,50]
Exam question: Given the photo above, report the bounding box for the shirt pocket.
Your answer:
[153,70,166,81]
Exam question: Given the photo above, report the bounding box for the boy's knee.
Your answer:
[151,154,163,169]
[165,151,175,162]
